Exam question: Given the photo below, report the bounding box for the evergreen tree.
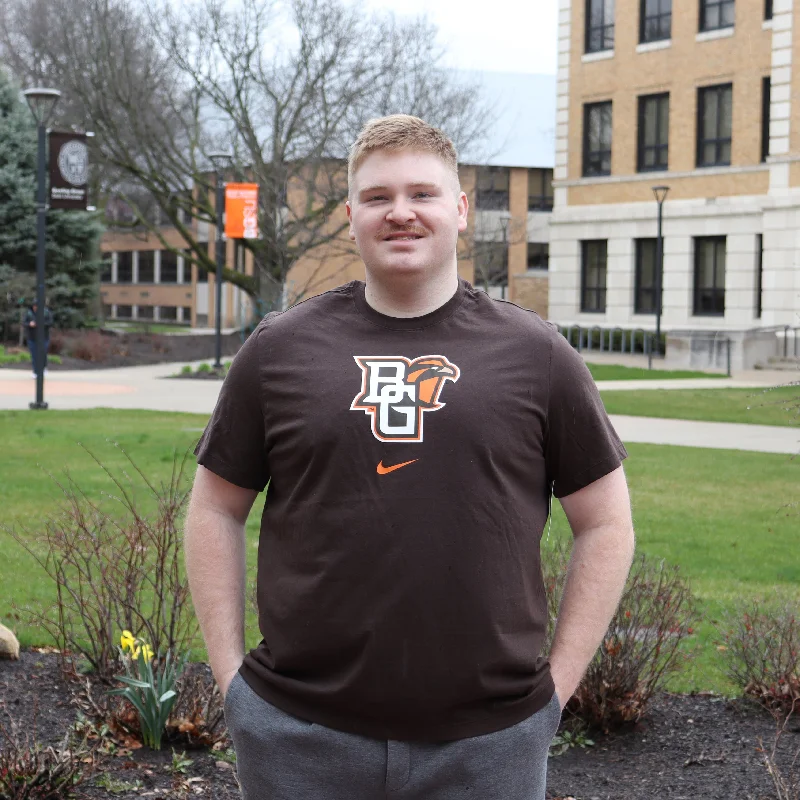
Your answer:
[0,68,104,331]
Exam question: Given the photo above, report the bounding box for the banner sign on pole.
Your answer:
[224,183,259,239]
[48,131,89,210]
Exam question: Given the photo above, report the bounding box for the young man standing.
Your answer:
[185,115,635,799]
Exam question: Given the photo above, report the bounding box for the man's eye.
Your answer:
[414,192,432,198]
[368,195,387,202]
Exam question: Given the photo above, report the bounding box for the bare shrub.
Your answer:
[7,445,197,681]
[542,539,699,733]
[47,329,66,356]
[714,589,800,716]
[65,330,110,362]
[0,701,97,799]
[757,697,800,800]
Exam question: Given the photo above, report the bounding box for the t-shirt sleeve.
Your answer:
[544,330,627,499]
[194,322,270,492]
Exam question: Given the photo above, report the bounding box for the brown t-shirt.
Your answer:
[195,278,627,742]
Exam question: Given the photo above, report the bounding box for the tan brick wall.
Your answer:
[510,274,549,318]
[569,168,770,205]
[100,228,191,253]
[567,0,772,201]
[790,162,800,188]
[508,168,529,276]
[100,284,194,308]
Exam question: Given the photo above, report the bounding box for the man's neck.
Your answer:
[364,269,460,319]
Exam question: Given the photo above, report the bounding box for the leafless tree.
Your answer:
[1,0,492,312]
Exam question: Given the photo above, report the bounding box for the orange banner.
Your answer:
[224,183,259,239]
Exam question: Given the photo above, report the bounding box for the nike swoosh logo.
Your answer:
[377,459,419,475]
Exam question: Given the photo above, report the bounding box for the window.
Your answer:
[138,305,154,320]
[181,306,192,322]
[100,255,112,283]
[475,167,510,211]
[700,0,734,32]
[102,304,113,319]
[755,234,763,318]
[583,101,613,177]
[761,77,771,163]
[634,238,662,314]
[586,0,615,53]
[117,252,133,283]
[694,237,726,316]
[474,242,508,290]
[581,240,607,312]
[138,251,155,283]
[160,306,178,321]
[116,304,133,319]
[765,0,773,19]
[697,84,732,167]
[160,250,178,283]
[528,169,554,211]
[638,93,670,172]
[640,0,671,42]
[527,243,550,270]
[234,240,247,272]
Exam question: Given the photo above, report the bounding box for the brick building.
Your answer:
[550,0,799,345]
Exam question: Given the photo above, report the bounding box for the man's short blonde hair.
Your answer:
[347,114,459,193]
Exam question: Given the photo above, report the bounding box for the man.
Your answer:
[185,115,635,799]
[24,300,54,377]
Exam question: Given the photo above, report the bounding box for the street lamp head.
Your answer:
[652,185,670,205]
[22,88,61,126]
[208,151,234,172]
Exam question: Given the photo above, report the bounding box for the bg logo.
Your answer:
[351,355,460,442]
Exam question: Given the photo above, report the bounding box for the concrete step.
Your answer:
[755,358,800,371]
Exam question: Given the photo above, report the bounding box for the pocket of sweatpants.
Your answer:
[223,672,244,724]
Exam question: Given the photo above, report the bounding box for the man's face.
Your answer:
[346,150,468,280]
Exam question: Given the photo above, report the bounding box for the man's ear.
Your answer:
[346,200,356,241]
[456,191,469,233]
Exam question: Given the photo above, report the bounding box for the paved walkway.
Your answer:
[1,361,797,455]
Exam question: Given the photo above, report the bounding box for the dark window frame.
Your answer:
[697,83,733,168]
[527,243,550,271]
[583,101,613,177]
[640,0,672,43]
[116,252,133,284]
[761,76,771,163]
[693,236,726,317]
[699,0,735,32]
[585,0,615,53]
[137,251,155,284]
[638,93,670,172]
[160,250,179,284]
[528,169,554,212]
[115,304,133,319]
[581,240,608,313]
[755,234,763,318]
[765,0,773,20]
[634,238,663,314]
[475,166,510,211]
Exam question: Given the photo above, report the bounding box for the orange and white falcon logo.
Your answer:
[350,355,460,442]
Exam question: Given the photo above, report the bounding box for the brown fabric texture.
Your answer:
[195,278,627,742]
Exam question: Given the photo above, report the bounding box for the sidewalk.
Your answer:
[1,361,797,454]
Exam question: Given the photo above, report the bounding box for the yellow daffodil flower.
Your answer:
[120,630,136,652]
[141,643,154,661]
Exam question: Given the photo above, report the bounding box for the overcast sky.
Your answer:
[363,0,558,75]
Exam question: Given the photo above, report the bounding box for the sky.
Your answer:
[362,0,559,76]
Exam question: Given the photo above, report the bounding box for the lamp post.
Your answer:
[208,152,233,369]
[23,88,61,410]
[651,185,670,360]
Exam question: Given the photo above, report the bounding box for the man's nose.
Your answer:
[385,197,416,225]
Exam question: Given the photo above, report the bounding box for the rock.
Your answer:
[0,623,20,660]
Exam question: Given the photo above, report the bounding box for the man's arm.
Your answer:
[547,465,636,710]
[184,465,258,697]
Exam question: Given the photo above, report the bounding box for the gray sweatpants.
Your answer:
[224,673,562,799]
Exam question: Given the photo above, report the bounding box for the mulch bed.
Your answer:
[0,330,242,372]
[2,649,798,799]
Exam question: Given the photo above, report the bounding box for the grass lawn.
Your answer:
[2,410,798,697]
[601,385,799,427]
[586,363,727,381]
[105,322,193,335]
